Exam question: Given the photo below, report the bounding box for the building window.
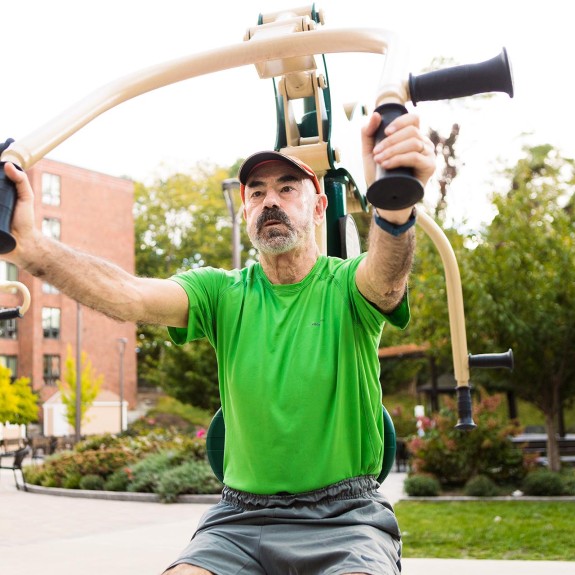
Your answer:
[42,282,59,294]
[43,355,61,386]
[0,355,18,379]
[42,173,61,206]
[42,307,61,339]
[0,261,18,282]
[0,318,17,339]
[42,218,61,240]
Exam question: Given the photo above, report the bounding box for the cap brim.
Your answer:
[239,151,315,185]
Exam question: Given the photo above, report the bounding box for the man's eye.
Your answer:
[251,191,263,198]
[281,186,294,193]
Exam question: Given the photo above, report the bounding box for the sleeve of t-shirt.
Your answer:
[166,267,225,345]
[345,254,411,332]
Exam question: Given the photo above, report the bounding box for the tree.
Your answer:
[466,144,575,471]
[0,365,38,425]
[134,162,244,408]
[145,338,220,412]
[57,346,103,429]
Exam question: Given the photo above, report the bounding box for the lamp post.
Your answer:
[75,302,82,442]
[117,337,128,434]
[222,178,242,269]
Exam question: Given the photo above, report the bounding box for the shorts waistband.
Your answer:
[221,475,379,510]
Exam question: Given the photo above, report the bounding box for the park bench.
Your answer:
[512,434,575,466]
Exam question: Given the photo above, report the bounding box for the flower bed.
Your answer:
[23,418,222,502]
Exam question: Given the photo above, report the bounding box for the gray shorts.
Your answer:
[166,476,402,575]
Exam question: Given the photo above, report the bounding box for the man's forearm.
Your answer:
[357,208,416,313]
[19,236,143,322]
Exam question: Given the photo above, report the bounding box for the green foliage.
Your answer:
[103,468,131,492]
[407,391,530,487]
[33,448,136,488]
[464,475,499,497]
[134,162,245,410]
[464,145,575,469]
[561,469,575,495]
[57,346,102,428]
[521,469,566,496]
[143,396,213,429]
[79,474,105,491]
[145,339,220,412]
[404,474,441,496]
[62,472,82,489]
[155,460,222,503]
[23,422,220,500]
[126,451,186,493]
[0,365,38,424]
[387,404,418,438]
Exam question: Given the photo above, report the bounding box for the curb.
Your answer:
[21,483,222,504]
[20,484,575,504]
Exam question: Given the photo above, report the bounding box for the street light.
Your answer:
[117,337,128,434]
[75,302,82,442]
[222,178,242,269]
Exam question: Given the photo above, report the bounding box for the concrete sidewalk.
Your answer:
[1,468,573,575]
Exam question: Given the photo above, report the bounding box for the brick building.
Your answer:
[0,158,137,430]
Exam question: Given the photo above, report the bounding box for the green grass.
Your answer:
[395,500,575,560]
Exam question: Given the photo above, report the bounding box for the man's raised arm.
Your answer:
[355,112,436,314]
[2,162,189,328]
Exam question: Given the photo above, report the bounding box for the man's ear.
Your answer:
[313,193,328,225]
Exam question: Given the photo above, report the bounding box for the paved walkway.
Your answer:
[1,467,573,574]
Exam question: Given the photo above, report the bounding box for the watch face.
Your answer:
[339,214,361,259]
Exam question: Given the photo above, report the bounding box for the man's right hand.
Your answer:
[2,162,41,267]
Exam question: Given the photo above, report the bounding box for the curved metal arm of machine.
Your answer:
[0,280,31,320]
[417,211,514,430]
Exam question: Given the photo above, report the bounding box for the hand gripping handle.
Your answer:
[0,139,19,254]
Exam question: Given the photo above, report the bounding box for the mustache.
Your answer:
[256,207,294,233]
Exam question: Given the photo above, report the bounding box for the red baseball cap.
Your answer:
[238,151,322,202]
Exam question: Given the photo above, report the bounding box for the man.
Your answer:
[3,111,435,574]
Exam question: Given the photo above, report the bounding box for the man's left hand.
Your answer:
[361,111,436,191]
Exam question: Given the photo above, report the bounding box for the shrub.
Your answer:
[61,472,83,490]
[407,391,530,487]
[22,465,47,486]
[561,476,575,495]
[79,474,105,491]
[464,475,499,497]
[75,434,121,452]
[127,451,185,493]
[521,469,565,496]
[404,475,441,496]
[155,460,222,502]
[104,468,132,492]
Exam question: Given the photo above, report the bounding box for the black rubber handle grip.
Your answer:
[454,386,477,431]
[408,48,514,105]
[0,161,19,254]
[468,349,514,370]
[0,307,22,320]
[365,103,424,210]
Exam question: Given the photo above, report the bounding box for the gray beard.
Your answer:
[251,226,299,255]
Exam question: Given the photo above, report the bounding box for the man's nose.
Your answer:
[262,190,280,208]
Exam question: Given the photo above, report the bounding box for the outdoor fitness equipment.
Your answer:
[0,4,514,480]
[0,280,31,320]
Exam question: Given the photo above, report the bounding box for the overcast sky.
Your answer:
[1,0,573,228]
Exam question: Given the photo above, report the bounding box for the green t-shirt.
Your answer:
[168,254,409,494]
